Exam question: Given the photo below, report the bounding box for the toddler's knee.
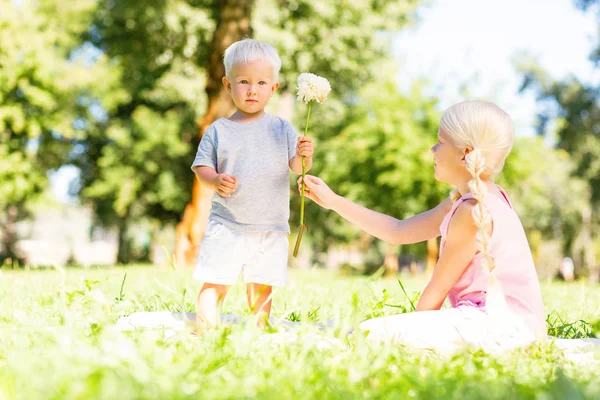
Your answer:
[201,282,229,296]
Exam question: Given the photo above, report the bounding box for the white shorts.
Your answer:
[192,219,289,286]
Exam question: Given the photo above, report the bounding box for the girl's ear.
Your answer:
[461,146,474,165]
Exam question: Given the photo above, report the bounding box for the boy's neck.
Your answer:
[228,109,267,124]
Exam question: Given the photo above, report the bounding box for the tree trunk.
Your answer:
[117,215,130,264]
[425,238,438,274]
[174,0,255,267]
[383,242,399,276]
[0,205,23,265]
[569,187,597,280]
[580,192,597,281]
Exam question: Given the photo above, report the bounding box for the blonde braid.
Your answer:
[465,149,509,315]
[449,188,462,203]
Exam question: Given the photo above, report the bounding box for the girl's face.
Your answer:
[430,128,472,186]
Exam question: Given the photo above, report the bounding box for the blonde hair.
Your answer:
[441,101,514,316]
[223,38,282,80]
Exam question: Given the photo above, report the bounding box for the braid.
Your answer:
[465,149,492,263]
[465,149,508,315]
[450,189,462,203]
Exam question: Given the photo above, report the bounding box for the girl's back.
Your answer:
[441,187,547,339]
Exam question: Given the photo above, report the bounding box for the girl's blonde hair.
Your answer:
[440,101,514,316]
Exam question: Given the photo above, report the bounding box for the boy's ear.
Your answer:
[222,76,231,91]
[271,82,280,94]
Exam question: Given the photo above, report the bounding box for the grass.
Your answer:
[0,266,599,399]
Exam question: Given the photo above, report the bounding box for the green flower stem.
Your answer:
[293,101,313,258]
[299,101,312,226]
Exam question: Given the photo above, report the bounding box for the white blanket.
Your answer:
[115,311,600,356]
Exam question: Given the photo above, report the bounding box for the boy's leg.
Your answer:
[193,220,245,333]
[197,282,230,332]
[242,231,287,327]
[246,283,273,326]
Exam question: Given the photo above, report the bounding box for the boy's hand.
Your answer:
[214,173,237,198]
[296,136,314,158]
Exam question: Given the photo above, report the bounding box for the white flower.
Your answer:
[296,73,331,104]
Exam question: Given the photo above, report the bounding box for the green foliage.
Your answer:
[323,81,447,218]
[75,0,208,229]
[499,137,587,247]
[82,107,197,220]
[546,313,595,339]
[515,0,600,270]
[254,0,419,94]
[0,0,97,261]
[0,0,95,209]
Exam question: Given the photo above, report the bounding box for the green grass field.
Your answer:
[1,266,600,399]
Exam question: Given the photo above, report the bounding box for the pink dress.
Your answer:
[440,186,547,339]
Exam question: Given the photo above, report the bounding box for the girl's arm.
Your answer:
[299,175,453,245]
[415,200,478,311]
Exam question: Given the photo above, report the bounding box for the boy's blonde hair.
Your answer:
[223,38,282,80]
[441,100,514,317]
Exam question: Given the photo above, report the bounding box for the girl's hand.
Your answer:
[297,175,338,209]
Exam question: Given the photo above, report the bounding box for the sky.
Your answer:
[50,0,600,203]
[392,0,599,136]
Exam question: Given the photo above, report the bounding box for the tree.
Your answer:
[516,0,600,276]
[499,137,588,269]
[74,0,213,263]
[0,0,96,263]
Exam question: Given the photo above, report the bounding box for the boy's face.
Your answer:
[222,60,280,116]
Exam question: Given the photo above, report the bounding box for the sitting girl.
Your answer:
[298,101,546,351]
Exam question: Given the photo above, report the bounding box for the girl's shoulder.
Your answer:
[441,196,476,237]
[448,199,478,231]
[448,193,476,217]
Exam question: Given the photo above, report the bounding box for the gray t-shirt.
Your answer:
[191,113,299,233]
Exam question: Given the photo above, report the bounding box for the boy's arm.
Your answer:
[191,126,219,189]
[192,165,237,198]
[289,155,313,175]
[192,165,219,190]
